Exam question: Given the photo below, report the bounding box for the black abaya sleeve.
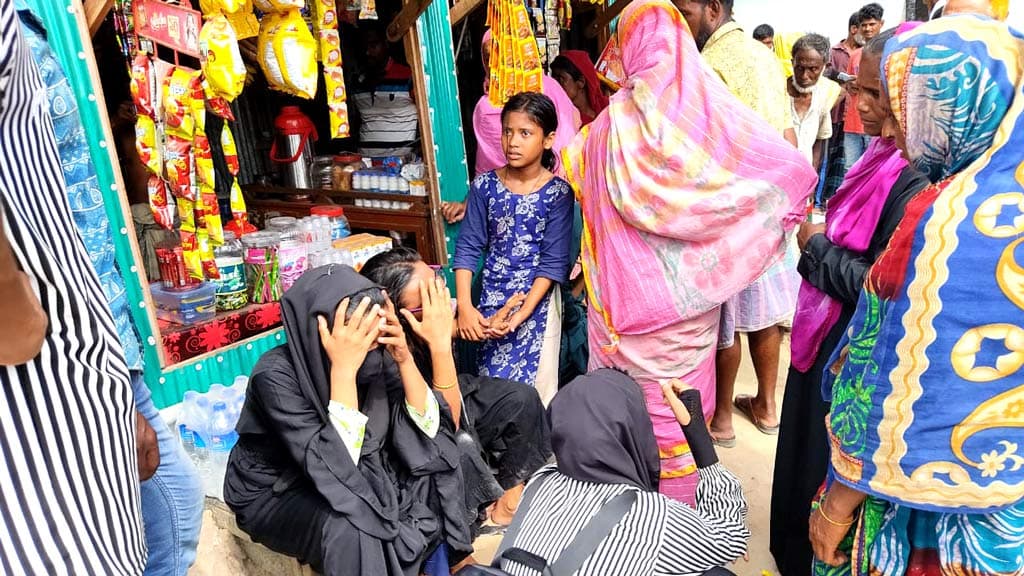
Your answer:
[798,167,929,306]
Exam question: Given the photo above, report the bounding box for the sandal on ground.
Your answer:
[710,430,737,448]
[733,394,779,435]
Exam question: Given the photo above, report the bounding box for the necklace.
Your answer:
[502,166,548,195]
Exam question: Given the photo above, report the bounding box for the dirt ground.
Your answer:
[189,334,788,576]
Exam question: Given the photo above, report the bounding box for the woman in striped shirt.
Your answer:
[497,369,749,576]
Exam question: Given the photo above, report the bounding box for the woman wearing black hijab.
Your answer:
[361,248,552,528]
[495,370,750,576]
[223,265,473,575]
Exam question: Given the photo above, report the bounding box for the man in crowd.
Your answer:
[0,2,147,572]
[843,3,885,171]
[788,34,841,173]
[677,0,800,447]
[820,11,863,203]
[753,23,775,48]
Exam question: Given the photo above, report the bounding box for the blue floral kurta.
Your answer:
[453,171,573,386]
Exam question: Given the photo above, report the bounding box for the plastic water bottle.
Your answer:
[232,375,249,414]
[206,401,239,500]
[179,391,211,479]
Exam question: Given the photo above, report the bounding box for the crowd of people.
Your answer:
[2,0,1024,575]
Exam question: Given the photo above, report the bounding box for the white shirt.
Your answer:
[791,78,840,163]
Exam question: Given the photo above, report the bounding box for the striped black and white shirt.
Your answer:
[0,2,146,573]
[501,464,749,576]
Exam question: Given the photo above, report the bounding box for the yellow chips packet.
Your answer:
[199,14,246,101]
[258,9,318,99]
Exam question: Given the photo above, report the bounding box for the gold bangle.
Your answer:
[817,503,855,527]
[433,381,458,390]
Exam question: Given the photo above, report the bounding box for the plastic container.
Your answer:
[151,282,217,325]
[277,239,309,293]
[241,231,282,304]
[266,216,299,232]
[310,205,351,241]
[409,179,427,196]
[206,400,239,500]
[212,231,248,311]
[331,153,362,191]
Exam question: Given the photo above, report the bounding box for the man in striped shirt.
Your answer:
[0,2,146,573]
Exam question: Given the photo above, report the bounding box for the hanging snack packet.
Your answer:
[197,229,220,281]
[229,180,248,223]
[199,186,225,246]
[148,176,176,230]
[199,15,246,101]
[251,0,303,10]
[221,124,240,175]
[324,68,350,138]
[135,114,162,176]
[162,67,195,139]
[193,133,215,188]
[258,10,318,99]
[130,54,156,116]
[359,0,377,20]
[164,135,193,199]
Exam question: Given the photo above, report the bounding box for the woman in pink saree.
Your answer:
[562,0,816,504]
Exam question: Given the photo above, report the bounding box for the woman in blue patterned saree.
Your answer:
[809,15,1024,575]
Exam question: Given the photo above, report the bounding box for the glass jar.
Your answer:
[277,239,308,293]
[310,205,350,241]
[212,231,248,311]
[331,153,362,191]
[266,216,298,232]
[241,231,282,304]
[313,155,334,189]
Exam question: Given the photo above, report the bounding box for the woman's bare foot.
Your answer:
[488,484,524,526]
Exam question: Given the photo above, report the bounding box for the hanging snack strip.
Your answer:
[486,0,544,107]
[312,0,351,138]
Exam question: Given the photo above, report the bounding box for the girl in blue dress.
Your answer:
[453,92,573,404]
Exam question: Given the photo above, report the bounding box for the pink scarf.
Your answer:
[790,138,907,372]
[563,0,815,343]
[473,31,581,176]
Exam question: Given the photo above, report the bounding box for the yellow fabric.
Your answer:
[773,31,805,78]
[702,22,793,134]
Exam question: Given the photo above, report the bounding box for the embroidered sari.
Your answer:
[819,16,1024,575]
[562,0,815,503]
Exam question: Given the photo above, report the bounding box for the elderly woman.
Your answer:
[809,15,1024,575]
[769,27,930,576]
[561,0,815,504]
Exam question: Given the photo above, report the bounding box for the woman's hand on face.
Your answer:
[809,500,852,567]
[379,294,413,365]
[457,303,490,342]
[317,297,382,376]
[661,379,693,427]
[400,278,454,351]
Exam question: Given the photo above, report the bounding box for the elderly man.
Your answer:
[676,0,802,447]
[788,34,841,172]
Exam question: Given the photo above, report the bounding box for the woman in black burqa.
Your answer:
[361,247,553,528]
[223,265,473,575]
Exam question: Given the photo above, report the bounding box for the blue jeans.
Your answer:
[132,372,204,576]
[844,132,873,171]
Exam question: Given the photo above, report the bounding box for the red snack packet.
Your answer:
[148,176,176,230]
[164,136,193,200]
[130,54,156,117]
